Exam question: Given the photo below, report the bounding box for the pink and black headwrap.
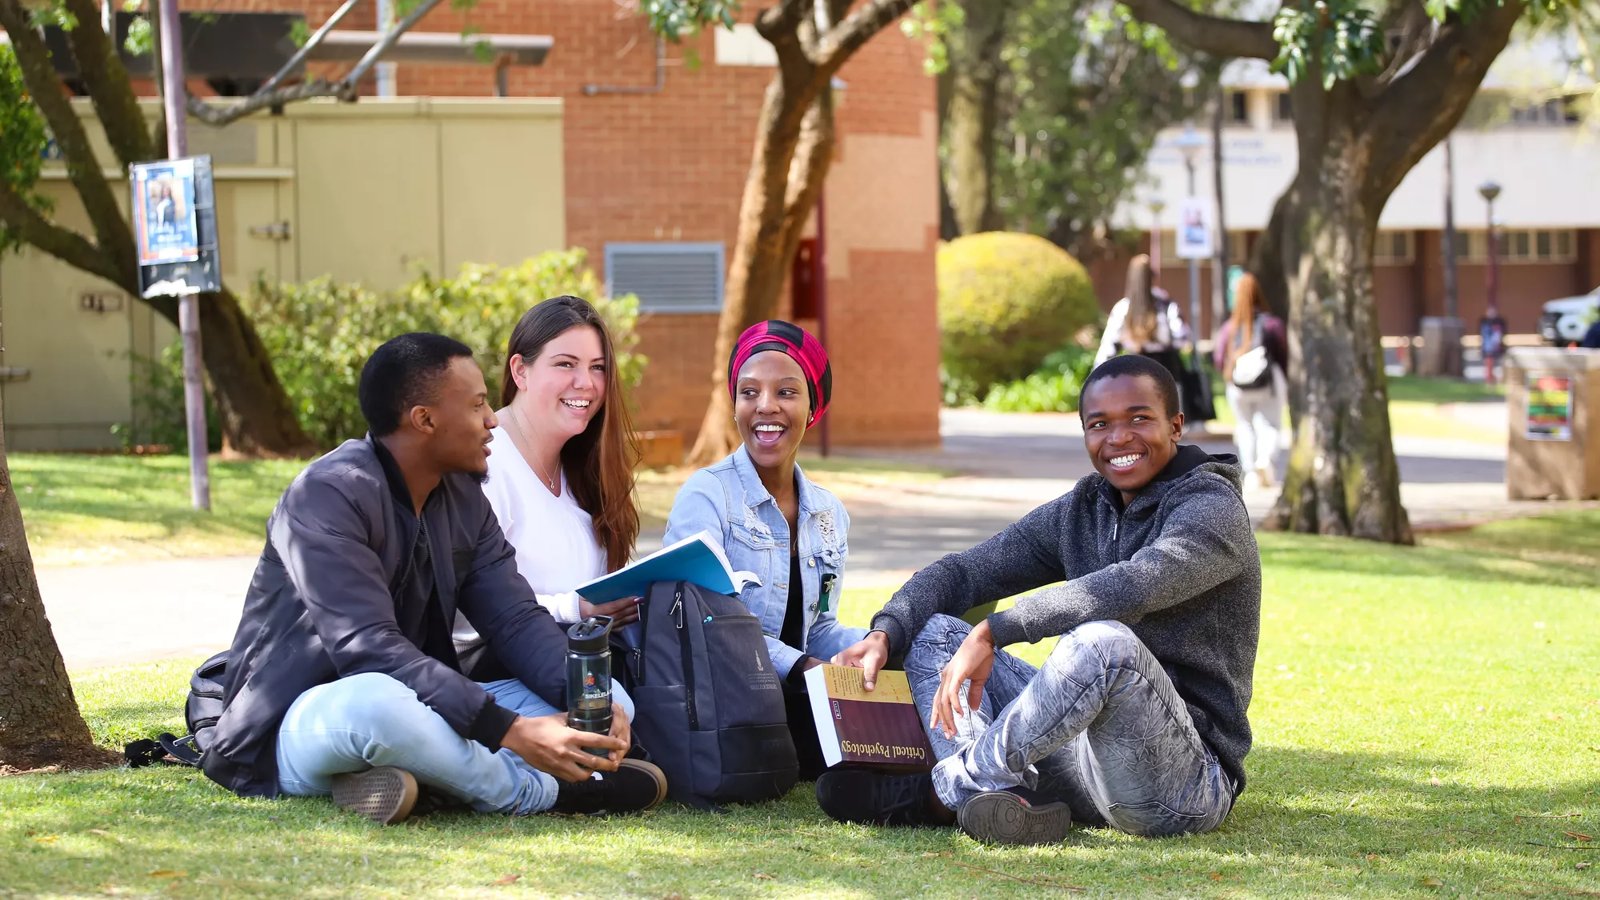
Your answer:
[728,320,833,428]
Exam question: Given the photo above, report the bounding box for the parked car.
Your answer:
[1539,289,1599,345]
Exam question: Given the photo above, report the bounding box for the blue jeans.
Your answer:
[905,615,1235,837]
[275,672,635,815]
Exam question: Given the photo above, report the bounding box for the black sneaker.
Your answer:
[956,789,1072,845]
[331,767,419,825]
[551,759,667,815]
[815,768,954,826]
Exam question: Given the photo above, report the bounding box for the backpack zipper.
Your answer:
[672,583,699,730]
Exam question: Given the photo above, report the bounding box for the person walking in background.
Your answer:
[1478,305,1507,385]
[1212,273,1287,489]
[454,296,643,684]
[1094,254,1188,375]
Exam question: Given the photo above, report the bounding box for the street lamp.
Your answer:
[1478,179,1502,385]
[1148,198,1166,279]
[1478,180,1501,315]
[1175,127,1207,420]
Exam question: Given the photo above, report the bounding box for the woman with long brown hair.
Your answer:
[1094,254,1188,382]
[1211,272,1288,488]
[455,295,642,680]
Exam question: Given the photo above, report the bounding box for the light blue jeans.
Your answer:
[905,615,1236,837]
[275,672,635,816]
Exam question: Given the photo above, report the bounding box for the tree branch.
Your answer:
[187,78,349,126]
[1116,0,1278,61]
[60,0,153,167]
[816,0,918,72]
[0,0,137,275]
[0,181,129,289]
[1365,0,1527,197]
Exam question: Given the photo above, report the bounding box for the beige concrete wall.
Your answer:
[0,98,565,450]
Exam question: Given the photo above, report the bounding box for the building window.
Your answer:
[1456,229,1576,263]
[604,242,726,313]
[1509,97,1578,126]
[1373,231,1414,264]
[1227,91,1249,124]
[1273,92,1293,123]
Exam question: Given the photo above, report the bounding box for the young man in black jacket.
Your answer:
[821,354,1260,844]
[203,333,664,823]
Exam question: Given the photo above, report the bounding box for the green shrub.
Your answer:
[111,344,222,452]
[937,232,1098,398]
[229,249,645,449]
[981,345,1096,413]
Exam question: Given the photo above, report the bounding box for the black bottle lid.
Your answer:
[566,615,614,653]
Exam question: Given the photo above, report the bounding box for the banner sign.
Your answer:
[130,155,221,298]
[1175,196,1213,259]
[1525,374,1572,441]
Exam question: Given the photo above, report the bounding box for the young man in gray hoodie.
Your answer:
[819,354,1260,845]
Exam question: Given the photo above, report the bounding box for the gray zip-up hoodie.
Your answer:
[871,445,1260,792]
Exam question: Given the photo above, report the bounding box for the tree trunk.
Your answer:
[941,0,1012,235]
[0,396,116,771]
[686,80,835,466]
[1260,90,1412,543]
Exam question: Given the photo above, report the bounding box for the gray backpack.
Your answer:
[625,580,798,809]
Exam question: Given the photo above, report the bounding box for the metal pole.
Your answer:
[1210,85,1229,335]
[158,0,211,511]
[1441,139,1458,322]
[1186,157,1202,371]
[376,0,397,97]
[815,176,830,458]
[1485,199,1499,318]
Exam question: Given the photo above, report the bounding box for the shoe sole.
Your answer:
[618,759,668,812]
[958,791,1071,845]
[331,767,419,825]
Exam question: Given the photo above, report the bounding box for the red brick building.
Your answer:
[194,1,944,449]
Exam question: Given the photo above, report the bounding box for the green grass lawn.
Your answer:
[4,513,1596,897]
[1205,374,1505,445]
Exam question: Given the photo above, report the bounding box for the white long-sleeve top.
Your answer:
[1094,294,1190,367]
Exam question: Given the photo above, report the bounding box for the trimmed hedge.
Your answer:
[937,232,1098,400]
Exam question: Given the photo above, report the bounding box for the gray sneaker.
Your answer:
[956,790,1072,845]
[331,767,419,825]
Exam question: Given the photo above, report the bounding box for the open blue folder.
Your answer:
[575,530,759,603]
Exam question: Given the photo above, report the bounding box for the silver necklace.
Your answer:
[506,405,560,494]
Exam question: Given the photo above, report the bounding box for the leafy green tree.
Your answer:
[678,0,922,465]
[1120,0,1574,543]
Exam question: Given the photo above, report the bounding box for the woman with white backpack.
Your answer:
[1212,273,1288,489]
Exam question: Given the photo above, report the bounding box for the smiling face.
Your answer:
[423,356,498,480]
[1081,374,1183,506]
[510,324,607,444]
[734,350,810,473]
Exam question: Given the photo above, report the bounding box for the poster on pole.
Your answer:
[1525,373,1572,441]
[1175,196,1214,260]
[130,155,222,298]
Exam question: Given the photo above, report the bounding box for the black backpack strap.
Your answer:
[123,738,166,768]
[158,732,204,767]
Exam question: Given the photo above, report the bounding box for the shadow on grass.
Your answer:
[5,745,1596,897]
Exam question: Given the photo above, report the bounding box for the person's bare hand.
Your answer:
[929,622,995,739]
[500,713,627,782]
[579,595,641,627]
[831,631,891,690]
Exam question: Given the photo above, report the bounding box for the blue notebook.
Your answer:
[575,530,759,603]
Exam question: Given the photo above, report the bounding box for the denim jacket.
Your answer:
[664,446,867,678]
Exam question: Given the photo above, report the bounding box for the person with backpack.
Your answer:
[453,296,644,683]
[200,333,666,825]
[1211,273,1287,489]
[664,320,867,781]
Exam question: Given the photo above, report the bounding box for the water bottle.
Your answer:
[565,616,614,756]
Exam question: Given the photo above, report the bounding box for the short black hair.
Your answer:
[358,333,475,437]
[1079,355,1182,421]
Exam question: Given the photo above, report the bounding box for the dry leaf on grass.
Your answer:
[1420,876,1444,888]
[491,874,520,886]
[147,870,185,879]
[1564,831,1593,842]
[753,872,774,880]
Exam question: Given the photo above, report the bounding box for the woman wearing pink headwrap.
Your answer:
[664,320,867,780]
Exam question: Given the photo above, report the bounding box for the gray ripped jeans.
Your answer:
[905,614,1236,837]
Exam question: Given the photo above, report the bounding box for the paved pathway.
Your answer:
[41,402,1591,671]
